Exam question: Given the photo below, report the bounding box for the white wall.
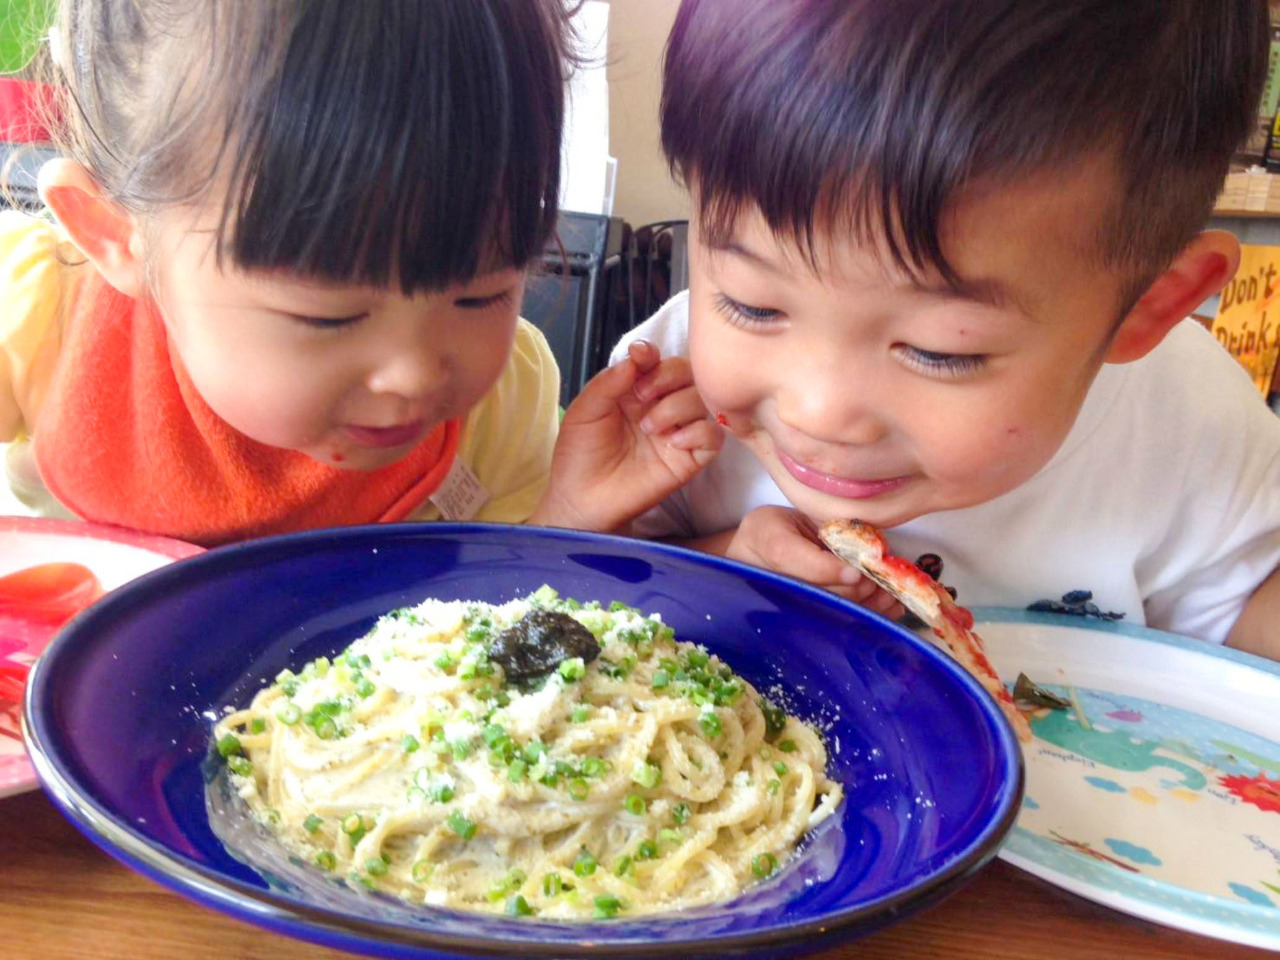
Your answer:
[604,0,690,226]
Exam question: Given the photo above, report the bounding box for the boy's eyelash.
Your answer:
[713,293,782,327]
[897,346,987,377]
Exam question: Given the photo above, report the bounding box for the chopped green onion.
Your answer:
[507,894,533,917]
[651,670,670,689]
[685,649,709,669]
[657,828,682,846]
[699,712,722,738]
[567,777,590,801]
[614,855,633,877]
[315,851,336,871]
[481,724,508,748]
[767,779,781,796]
[624,794,646,816]
[581,757,606,778]
[779,739,798,753]
[636,840,658,860]
[280,679,299,697]
[354,677,376,698]
[531,584,559,604]
[447,812,476,840]
[365,857,388,877]
[523,741,546,763]
[249,718,266,735]
[630,761,662,789]
[341,813,365,835]
[773,761,788,775]
[571,704,592,722]
[227,755,252,776]
[759,698,787,739]
[542,872,563,897]
[406,786,428,804]
[451,739,473,760]
[216,734,243,758]
[303,814,323,834]
[411,860,433,883]
[433,652,456,671]
[558,657,586,681]
[752,853,778,878]
[428,782,455,804]
[507,759,528,783]
[402,735,420,753]
[671,803,691,825]
[312,717,339,740]
[573,850,598,877]
[593,894,624,918]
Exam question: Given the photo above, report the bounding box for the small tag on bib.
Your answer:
[429,457,490,521]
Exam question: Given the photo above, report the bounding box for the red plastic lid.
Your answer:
[0,78,56,142]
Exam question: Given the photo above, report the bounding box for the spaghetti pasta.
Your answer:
[211,587,843,919]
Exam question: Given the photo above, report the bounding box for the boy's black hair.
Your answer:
[662,0,1268,295]
[49,0,574,292]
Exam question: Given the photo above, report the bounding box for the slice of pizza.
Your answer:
[819,518,1032,743]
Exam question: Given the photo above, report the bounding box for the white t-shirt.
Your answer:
[612,292,1280,645]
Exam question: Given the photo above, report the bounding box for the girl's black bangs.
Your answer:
[216,1,562,294]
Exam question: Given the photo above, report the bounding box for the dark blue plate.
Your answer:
[24,523,1022,960]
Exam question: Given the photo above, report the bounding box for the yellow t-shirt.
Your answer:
[0,211,559,526]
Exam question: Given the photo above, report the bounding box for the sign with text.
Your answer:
[1213,244,1280,396]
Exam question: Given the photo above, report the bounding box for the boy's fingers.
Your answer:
[755,529,855,585]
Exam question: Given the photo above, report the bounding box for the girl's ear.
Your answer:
[37,158,147,298]
[1105,230,1240,364]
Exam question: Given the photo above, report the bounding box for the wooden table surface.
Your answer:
[1,788,1273,960]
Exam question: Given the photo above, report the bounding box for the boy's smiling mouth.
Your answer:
[776,450,914,500]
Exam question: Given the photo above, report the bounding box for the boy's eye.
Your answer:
[455,289,514,310]
[896,345,987,378]
[713,293,782,327]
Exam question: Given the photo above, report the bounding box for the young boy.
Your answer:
[615,0,1280,659]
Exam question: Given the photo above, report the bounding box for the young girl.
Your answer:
[0,0,719,546]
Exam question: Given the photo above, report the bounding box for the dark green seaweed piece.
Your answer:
[489,610,601,683]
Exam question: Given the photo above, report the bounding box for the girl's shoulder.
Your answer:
[0,210,89,334]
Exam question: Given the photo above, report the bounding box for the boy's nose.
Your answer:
[776,379,888,447]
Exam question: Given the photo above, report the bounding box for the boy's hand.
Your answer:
[726,506,904,619]
[530,341,723,532]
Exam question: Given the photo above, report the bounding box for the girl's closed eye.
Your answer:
[713,293,783,329]
[293,312,368,331]
[894,344,987,378]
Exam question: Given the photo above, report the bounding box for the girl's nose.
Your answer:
[366,347,448,400]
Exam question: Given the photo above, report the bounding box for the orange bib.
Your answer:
[35,274,458,546]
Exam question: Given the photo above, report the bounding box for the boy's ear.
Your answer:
[1105,230,1239,364]
[37,158,147,298]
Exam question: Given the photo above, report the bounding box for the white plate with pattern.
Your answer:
[973,608,1280,951]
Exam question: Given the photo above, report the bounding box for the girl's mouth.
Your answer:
[341,421,427,449]
[777,450,913,500]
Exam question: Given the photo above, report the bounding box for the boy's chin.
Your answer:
[784,484,924,531]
